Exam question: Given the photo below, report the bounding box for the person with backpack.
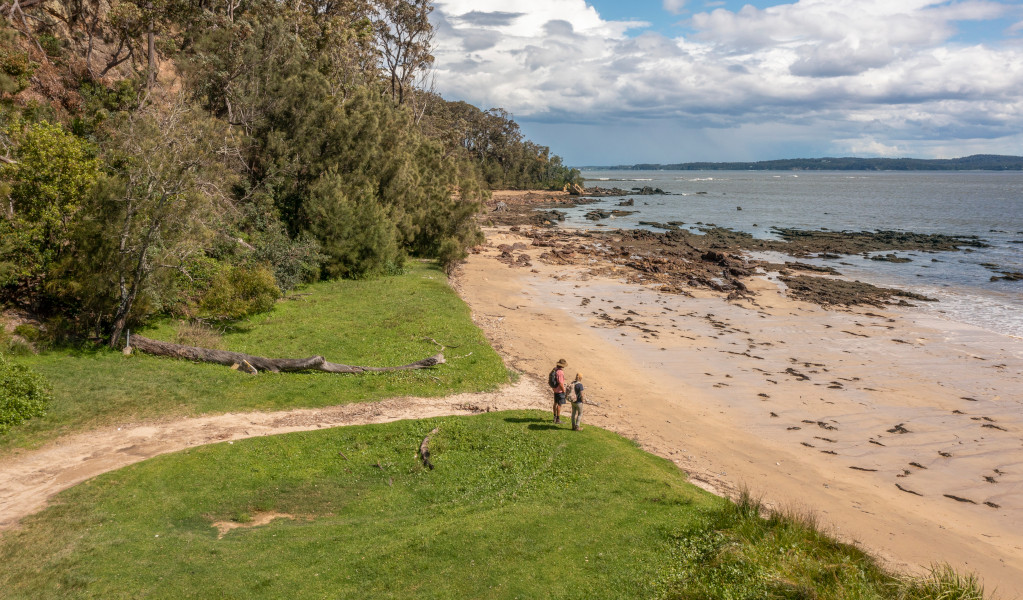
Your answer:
[548,359,567,424]
[570,373,585,431]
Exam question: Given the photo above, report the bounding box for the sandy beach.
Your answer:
[454,211,1023,596]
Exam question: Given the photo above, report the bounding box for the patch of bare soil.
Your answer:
[0,378,546,530]
[211,512,297,539]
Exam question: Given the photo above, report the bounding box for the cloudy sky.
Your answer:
[429,0,1023,165]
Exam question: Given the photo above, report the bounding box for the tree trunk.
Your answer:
[108,308,131,349]
[129,335,444,373]
[146,3,156,89]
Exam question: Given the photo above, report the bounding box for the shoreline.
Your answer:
[453,219,1023,595]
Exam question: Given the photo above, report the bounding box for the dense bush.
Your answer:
[198,265,281,321]
[0,120,99,295]
[247,224,323,291]
[306,179,403,279]
[0,354,51,434]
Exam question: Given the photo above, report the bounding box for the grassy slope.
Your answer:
[0,411,982,599]
[0,411,719,599]
[1,262,508,452]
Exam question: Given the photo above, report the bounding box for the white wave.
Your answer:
[915,287,1023,339]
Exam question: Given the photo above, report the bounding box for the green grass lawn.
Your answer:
[0,411,714,599]
[1,262,508,452]
[0,411,982,600]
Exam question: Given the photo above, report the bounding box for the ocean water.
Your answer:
[570,170,1023,338]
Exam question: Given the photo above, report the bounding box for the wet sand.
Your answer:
[454,226,1023,596]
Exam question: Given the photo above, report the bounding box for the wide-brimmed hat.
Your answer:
[557,358,567,367]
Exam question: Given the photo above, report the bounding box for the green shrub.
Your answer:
[0,354,51,434]
[248,224,322,291]
[0,43,34,94]
[894,565,985,600]
[168,254,224,317]
[199,265,281,321]
[38,33,61,58]
[12,323,39,342]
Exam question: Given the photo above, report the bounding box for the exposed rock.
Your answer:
[584,209,638,221]
[991,271,1022,282]
[770,228,988,253]
[531,210,566,227]
[868,253,912,263]
[763,262,841,275]
[583,186,631,197]
[780,275,936,307]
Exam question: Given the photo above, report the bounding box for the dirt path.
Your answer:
[0,378,546,530]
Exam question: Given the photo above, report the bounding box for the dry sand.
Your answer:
[455,226,1023,597]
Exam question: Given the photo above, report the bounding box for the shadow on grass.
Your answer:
[37,341,110,359]
[502,416,568,431]
[503,417,546,424]
[528,424,568,431]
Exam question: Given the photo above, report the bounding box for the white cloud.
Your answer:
[430,0,1023,160]
[663,0,687,16]
[836,137,903,156]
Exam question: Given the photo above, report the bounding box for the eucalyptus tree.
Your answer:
[374,0,434,107]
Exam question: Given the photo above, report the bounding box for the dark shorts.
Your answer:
[554,392,567,405]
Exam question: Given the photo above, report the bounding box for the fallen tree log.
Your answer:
[129,335,444,373]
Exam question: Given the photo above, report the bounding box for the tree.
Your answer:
[306,176,400,278]
[79,103,236,347]
[419,98,581,190]
[0,120,99,295]
[374,0,433,106]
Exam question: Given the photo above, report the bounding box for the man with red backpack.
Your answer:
[548,358,567,424]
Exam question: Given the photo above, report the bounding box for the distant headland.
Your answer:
[583,154,1023,171]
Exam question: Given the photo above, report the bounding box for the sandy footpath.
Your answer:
[0,378,546,531]
[454,227,1023,597]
